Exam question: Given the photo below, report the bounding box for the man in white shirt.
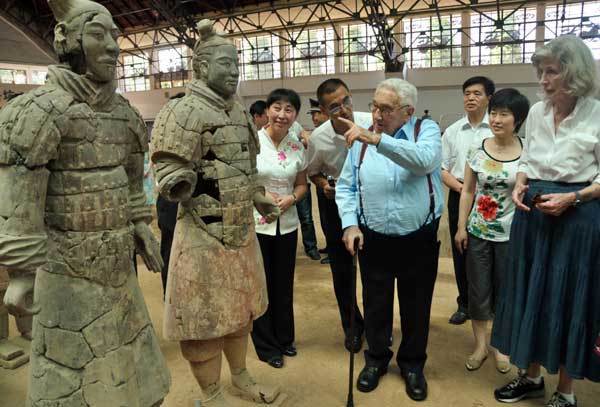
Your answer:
[442,76,495,325]
[306,78,371,352]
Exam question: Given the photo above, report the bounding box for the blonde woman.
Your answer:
[491,35,600,407]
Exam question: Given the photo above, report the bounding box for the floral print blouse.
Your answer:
[254,128,307,236]
[467,138,522,242]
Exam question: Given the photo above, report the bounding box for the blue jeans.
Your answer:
[295,184,318,253]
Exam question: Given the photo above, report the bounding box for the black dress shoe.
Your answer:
[306,248,321,260]
[267,356,284,368]
[401,370,428,401]
[357,366,387,392]
[282,345,297,357]
[448,309,469,325]
[320,256,331,264]
[344,334,363,353]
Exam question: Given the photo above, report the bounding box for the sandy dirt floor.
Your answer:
[2,190,599,406]
[2,254,599,406]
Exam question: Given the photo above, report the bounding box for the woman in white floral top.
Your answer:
[251,89,308,369]
[455,88,530,374]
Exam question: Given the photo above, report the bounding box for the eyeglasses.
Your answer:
[463,91,484,98]
[369,102,410,117]
[328,96,353,115]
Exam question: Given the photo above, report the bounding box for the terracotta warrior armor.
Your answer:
[152,74,268,341]
[0,1,170,405]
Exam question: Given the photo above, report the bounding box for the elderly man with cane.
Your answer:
[336,78,443,402]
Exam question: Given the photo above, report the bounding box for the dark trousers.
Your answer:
[448,189,469,309]
[157,196,178,296]
[295,184,318,253]
[360,219,440,372]
[251,228,298,361]
[321,191,364,338]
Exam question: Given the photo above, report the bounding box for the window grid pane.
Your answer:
[31,70,47,85]
[470,8,537,66]
[120,54,150,92]
[157,46,189,73]
[236,35,281,81]
[290,28,335,77]
[0,69,27,84]
[544,1,600,59]
[341,24,385,73]
[404,14,462,68]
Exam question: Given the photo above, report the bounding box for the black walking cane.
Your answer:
[346,237,360,407]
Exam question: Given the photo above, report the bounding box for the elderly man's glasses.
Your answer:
[369,102,410,117]
[328,96,352,115]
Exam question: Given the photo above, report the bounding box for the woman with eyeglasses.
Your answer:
[250,88,308,369]
[490,36,600,407]
[454,88,530,374]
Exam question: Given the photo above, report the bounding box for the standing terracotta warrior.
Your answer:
[0,0,171,405]
[151,20,282,407]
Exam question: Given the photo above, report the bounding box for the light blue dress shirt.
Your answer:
[336,116,444,236]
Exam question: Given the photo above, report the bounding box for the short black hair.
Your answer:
[462,76,495,96]
[488,88,530,133]
[249,100,267,117]
[266,89,301,112]
[316,78,349,106]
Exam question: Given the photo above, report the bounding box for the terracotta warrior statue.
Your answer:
[0,0,170,405]
[151,20,282,407]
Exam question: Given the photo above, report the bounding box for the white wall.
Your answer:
[237,64,544,130]
[123,64,544,129]
[0,63,545,125]
[122,61,600,130]
[120,88,177,120]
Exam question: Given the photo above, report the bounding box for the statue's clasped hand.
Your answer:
[133,222,164,273]
[4,272,39,317]
[253,192,280,224]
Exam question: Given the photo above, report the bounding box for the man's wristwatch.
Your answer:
[572,191,582,207]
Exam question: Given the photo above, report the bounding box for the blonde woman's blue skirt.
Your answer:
[491,179,600,381]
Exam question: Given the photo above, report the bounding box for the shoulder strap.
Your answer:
[356,125,375,226]
[414,119,436,219]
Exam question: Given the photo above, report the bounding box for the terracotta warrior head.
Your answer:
[193,20,239,99]
[48,0,119,83]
